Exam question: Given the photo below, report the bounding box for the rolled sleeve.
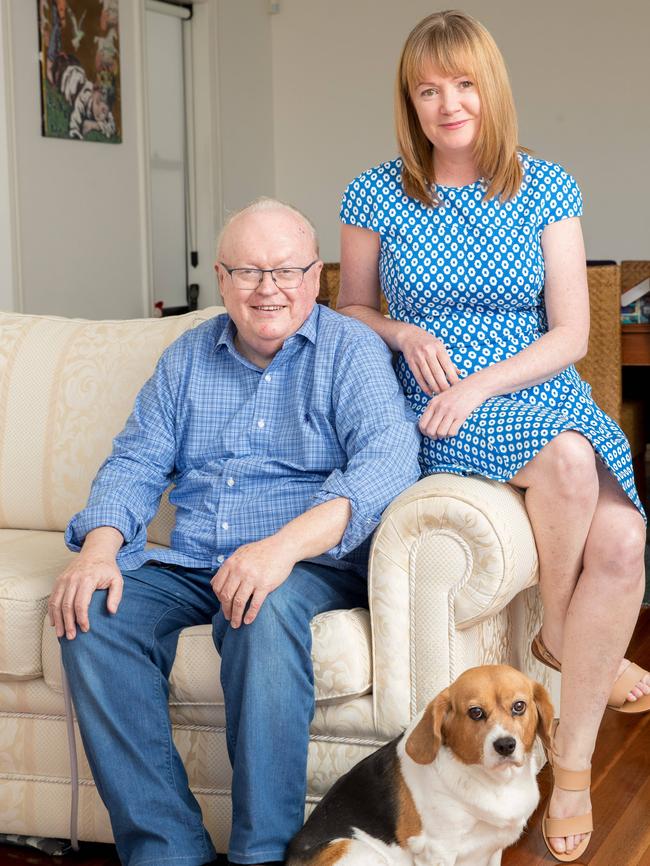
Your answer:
[65,504,143,552]
[64,341,182,559]
[311,471,381,557]
[313,326,421,558]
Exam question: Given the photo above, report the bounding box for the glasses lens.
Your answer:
[231,268,262,289]
[273,268,303,289]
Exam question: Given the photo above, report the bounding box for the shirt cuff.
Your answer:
[64,505,143,553]
[312,470,381,558]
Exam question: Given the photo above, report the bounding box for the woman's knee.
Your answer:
[584,511,646,588]
[541,432,598,499]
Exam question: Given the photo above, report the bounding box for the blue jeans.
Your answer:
[60,560,367,866]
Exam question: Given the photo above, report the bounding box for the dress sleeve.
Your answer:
[340,169,382,234]
[539,164,583,230]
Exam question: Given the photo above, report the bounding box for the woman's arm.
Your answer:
[419,217,590,438]
[338,224,459,394]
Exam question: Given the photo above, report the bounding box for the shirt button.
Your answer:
[227,477,235,487]
[265,374,272,382]
[221,521,229,530]
[257,419,266,429]
[217,554,225,564]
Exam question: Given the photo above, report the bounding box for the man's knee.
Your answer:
[213,586,309,658]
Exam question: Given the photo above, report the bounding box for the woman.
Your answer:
[338,10,648,862]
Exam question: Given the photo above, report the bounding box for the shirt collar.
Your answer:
[290,304,319,346]
[215,304,320,362]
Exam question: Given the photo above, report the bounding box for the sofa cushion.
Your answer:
[1,523,373,702]
[0,530,75,680]
[0,307,224,541]
[42,605,372,705]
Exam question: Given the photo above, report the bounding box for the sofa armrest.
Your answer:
[367,473,538,738]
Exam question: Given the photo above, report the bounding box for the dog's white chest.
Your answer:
[402,746,539,864]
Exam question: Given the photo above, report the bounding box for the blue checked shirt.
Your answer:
[66,305,421,575]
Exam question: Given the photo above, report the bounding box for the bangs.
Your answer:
[401,26,476,92]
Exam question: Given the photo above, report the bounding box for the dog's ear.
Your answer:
[405,688,450,765]
[533,681,555,752]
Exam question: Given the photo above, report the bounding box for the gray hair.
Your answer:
[216,196,320,259]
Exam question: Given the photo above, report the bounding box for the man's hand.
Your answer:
[418,375,488,439]
[48,526,124,640]
[211,536,297,628]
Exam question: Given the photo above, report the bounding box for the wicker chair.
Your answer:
[318,263,388,315]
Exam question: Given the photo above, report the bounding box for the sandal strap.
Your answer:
[544,812,593,838]
[609,662,648,708]
[532,631,562,672]
[552,763,591,791]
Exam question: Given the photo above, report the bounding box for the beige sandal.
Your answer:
[543,755,593,862]
[532,629,650,714]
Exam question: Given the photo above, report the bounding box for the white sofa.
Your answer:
[0,307,551,853]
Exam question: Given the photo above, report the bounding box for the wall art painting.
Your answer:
[37,0,122,143]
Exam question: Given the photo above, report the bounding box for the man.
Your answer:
[49,199,421,866]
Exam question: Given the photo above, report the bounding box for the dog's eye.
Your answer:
[512,700,526,715]
[468,706,485,721]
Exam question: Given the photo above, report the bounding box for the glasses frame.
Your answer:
[218,259,320,290]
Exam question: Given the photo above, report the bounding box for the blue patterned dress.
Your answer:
[341,154,644,517]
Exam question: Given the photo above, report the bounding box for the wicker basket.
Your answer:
[620,260,650,294]
[576,264,622,422]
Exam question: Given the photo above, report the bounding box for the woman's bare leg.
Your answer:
[511,436,647,856]
[510,432,599,656]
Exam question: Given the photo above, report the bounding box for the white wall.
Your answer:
[217,0,275,220]
[0,3,17,311]
[0,0,225,318]
[2,1,646,316]
[8,1,146,318]
[271,0,650,263]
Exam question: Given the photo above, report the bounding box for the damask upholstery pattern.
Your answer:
[0,308,550,849]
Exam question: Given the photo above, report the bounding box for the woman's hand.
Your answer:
[418,374,488,439]
[395,322,459,395]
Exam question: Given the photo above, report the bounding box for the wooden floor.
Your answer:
[1,608,648,866]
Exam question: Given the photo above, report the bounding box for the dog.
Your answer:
[287,665,554,866]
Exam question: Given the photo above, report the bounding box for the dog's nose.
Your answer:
[493,736,516,756]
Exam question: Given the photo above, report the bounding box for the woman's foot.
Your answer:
[617,658,650,702]
[547,782,592,857]
[537,628,650,702]
[543,722,593,861]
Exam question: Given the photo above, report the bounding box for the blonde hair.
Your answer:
[216,197,319,259]
[395,10,523,207]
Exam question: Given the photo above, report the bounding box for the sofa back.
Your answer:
[0,307,225,542]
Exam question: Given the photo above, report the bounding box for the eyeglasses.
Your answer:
[218,260,319,291]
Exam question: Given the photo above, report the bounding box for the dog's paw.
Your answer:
[406,834,456,866]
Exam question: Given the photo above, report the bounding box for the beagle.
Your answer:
[287,665,554,866]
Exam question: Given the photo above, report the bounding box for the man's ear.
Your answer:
[405,688,450,765]
[533,681,555,753]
